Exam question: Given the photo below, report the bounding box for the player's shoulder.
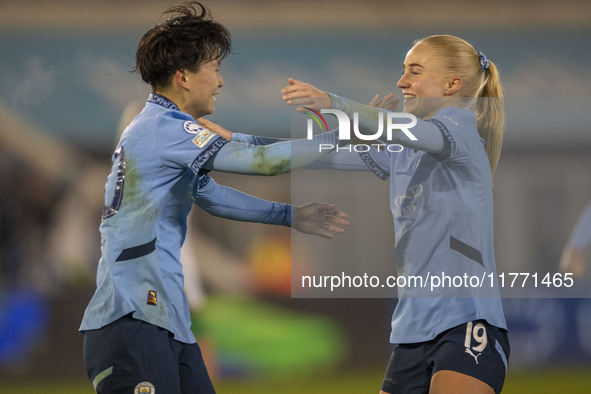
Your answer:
[145,106,217,146]
[148,105,192,128]
[141,95,225,157]
[430,107,482,157]
[431,107,477,131]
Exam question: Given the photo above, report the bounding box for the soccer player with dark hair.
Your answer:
[80,3,348,393]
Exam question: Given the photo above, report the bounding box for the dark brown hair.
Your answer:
[134,2,232,90]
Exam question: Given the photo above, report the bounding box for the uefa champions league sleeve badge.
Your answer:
[183,120,216,148]
[183,120,203,134]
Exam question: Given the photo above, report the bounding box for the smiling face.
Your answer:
[184,58,224,118]
[397,43,454,119]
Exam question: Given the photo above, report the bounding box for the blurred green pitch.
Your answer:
[2,367,591,394]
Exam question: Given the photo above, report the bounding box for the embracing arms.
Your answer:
[280,78,451,157]
[199,119,344,175]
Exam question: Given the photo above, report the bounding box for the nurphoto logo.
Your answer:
[304,107,417,152]
[304,107,417,141]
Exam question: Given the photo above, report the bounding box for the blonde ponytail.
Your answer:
[476,60,504,174]
[415,35,505,175]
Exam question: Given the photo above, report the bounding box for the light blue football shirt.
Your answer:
[328,95,507,343]
[80,94,290,343]
[371,107,506,343]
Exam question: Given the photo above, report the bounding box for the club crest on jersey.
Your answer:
[134,381,155,394]
[183,120,204,134]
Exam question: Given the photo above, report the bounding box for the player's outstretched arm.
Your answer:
[280,78,400,113]
[199,118,284,145]
[201,117,378,172]
[201,92,398,147]
[193,175,349,238]
[198,121,342,176]
[282,78,450,156]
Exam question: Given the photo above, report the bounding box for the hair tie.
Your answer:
[477,51,490,73]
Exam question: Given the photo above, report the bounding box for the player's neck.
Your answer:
[154,87,197,119]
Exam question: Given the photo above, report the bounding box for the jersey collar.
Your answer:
[148,93,180,111]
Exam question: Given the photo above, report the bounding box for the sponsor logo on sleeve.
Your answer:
[192,130,216,148]
[183,120,217,148]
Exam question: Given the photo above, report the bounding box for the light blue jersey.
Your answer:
[224,99,508,344]
[328,96,507,344]
[80,94,291,343]
[385,107,506,343]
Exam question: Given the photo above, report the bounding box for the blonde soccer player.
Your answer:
[278,35,509,394]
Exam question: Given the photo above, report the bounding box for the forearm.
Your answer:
[194,176,292,226]
[206,130,340,175]
[231,133,285,145]
[232,131,371,171]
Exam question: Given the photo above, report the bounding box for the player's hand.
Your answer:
[198,117,233,140]
[281,78,332,111]
[293,203,350,239]
[369,93,400,112]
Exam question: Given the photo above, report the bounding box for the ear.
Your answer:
[174,69,190,91]
[445,76,463,96]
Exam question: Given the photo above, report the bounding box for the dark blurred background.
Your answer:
[1,0,590,392]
